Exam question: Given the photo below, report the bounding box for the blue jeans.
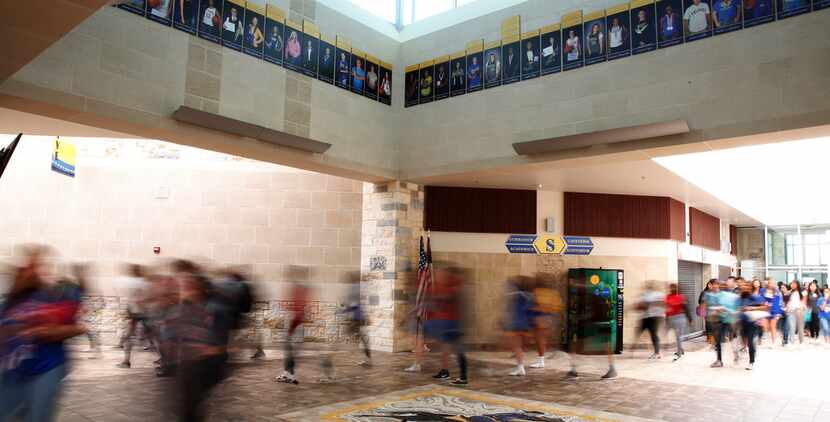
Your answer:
[820,318,830,338]
[0,364,66,422]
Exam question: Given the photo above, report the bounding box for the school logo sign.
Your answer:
[51,138,76,178]
[505,234,594,255]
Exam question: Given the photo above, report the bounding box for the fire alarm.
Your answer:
[153,246,161,255]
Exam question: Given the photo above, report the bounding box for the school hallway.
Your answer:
[55,338,830,422]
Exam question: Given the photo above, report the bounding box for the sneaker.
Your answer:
[275,373,298,384]
[116,362,131,369]
[451,378,468,385]
[404,363,422,372]
[529,359,545,369]
[432,369,450,380]
[564,369,578,379]
[318,375,336,383]
[509,366,526,376]
[647,353,662,360]
[358,359,372,368]
[251,350,266,360]
[710,360,723,368]
[601,367,617,379]
[745,363,754,371]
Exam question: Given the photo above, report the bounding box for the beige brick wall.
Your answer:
[2,2,402,178]
[0,136,363,299]
[399,7,830,179]
[428,251,673,349]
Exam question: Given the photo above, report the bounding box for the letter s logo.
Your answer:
[546,238,555,252]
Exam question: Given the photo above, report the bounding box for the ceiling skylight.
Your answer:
[653,137,830,226]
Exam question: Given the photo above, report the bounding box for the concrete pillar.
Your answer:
[360,181,423,352]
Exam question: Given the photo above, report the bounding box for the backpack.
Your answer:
[533,287,563,313]
[236,281,253,315]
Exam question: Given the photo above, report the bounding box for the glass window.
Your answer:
[457,0,481,6]
[349,0,397,23]
[403,0,414,25]
[414,0,455,22]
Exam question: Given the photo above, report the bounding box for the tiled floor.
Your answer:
[55,340,830,422]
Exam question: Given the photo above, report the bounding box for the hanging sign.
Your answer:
[51,137,76,178]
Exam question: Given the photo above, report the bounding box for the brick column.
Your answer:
[360,182,423,352]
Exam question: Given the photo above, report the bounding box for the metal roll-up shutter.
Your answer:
[678,260,704,337]
[719,266,731,281]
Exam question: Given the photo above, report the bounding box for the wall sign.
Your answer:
[505,234,595,255]
[51,137,76,178]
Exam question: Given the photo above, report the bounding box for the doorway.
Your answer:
[678,260,705,337]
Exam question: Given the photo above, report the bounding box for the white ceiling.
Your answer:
[409,124,830,227]
[656,136,830,226]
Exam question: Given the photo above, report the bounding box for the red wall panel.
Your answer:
[564,192,685,240]
[689,207,721,251]
[424,186,536,234]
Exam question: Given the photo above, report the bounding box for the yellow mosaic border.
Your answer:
[321,386,616,421]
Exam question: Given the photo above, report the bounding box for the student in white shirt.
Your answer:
[202,0,218,27]
[786,280,805,345]
[684,0,712,35]
[150,0,172,19]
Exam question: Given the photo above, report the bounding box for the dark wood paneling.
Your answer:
[424,186,536,234]
[729,225,738,256]
[689,207,721,251]
[564,192,685,240]
[669,198,686,242]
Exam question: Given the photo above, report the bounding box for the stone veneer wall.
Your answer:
[360,182,423,352]
[78,296,356,347]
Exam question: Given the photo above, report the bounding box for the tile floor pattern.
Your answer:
[55,342,830,422]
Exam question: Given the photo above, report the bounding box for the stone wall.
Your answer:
[360,182,423,352]
[78,296,354,347]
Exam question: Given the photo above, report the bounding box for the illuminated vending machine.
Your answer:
[565,268,624,354]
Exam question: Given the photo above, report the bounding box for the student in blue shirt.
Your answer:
[739,279,769,370]
[760,278,783,347]
[0,247,86,422]
[713,0,741,28]
[467,56,481,88]
[818,287,830,344]
[706,278,740,368]
[337,52,350,86]
[352,58,366,91]
[659,4,681,41]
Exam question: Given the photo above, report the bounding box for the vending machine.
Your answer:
[565,268,624,354]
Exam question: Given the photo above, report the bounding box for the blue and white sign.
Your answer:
[562,236,594,255]
[505,234,538,254]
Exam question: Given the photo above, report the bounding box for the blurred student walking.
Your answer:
[665,283,692,361]
[637,281,665,359]
[0,246,87,422]
[738,279,769,370]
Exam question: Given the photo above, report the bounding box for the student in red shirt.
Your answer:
[666,283,693,361]
[422,266,468,385]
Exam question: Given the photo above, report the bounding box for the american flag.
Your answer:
[414,236,433,323]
